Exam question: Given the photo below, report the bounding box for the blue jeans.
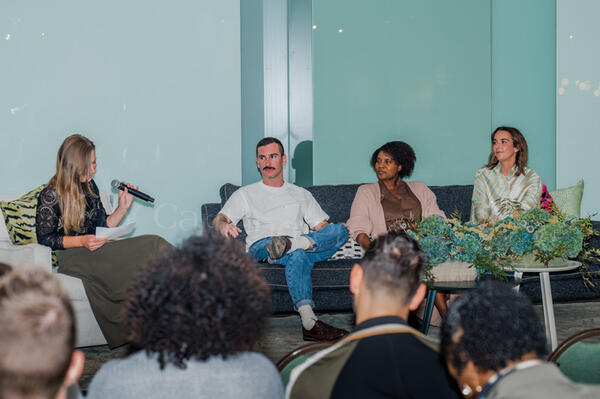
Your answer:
[248,223,349,310]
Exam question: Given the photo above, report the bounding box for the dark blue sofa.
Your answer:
[201,183,600,313]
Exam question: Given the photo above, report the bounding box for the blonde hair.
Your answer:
[48,134,96,234]
[0,267,75,399]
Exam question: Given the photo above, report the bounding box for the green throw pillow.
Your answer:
[0,185,46,245]
[550,179,584,218]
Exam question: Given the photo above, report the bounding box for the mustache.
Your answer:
[262,167,275,170]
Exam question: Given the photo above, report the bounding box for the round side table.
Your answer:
[421,280,479,335]
[513,261,581,350]
[421,274,521,335]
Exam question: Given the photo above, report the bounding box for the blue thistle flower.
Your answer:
[419,215,452,238]
[517,208,549,225]
[451,234,482,263]
[508,228,535,255]
[534,222,584,258]
[419,236,450,265]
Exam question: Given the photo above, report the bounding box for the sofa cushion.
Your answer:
[0,185,46,245]
[0,196,14,242]
[55,272,89,301]
[329,237,365,260]
[550,179,584,218]
[429,184,473,222]
[305,184,361,224]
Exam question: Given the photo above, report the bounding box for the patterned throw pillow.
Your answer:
[328,236,365,260]
[540,183,556,213]
[0,185,46,245]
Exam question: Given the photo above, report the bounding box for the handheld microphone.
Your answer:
[111,179,155,203]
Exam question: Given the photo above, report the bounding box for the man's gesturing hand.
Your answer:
[213,213,242,238]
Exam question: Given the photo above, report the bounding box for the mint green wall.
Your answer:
[241,0,265,185]
[0,0,241,245]
[312,0,491,185]
[556,0,600,216]
[311,0,556,187]
[492,0,556,189]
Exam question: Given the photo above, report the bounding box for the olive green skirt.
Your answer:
[56,235,173,348]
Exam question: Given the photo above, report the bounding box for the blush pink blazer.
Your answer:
[346,181,446,240]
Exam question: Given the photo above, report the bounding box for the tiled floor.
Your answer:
[79,300,600,391]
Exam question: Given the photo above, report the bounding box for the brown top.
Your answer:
[379,180,422,231]
[347,181,446,240]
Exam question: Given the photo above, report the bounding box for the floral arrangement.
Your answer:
[402,207,599,283]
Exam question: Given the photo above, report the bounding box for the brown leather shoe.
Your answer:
[267,236,292,260]
[302,320,349,342]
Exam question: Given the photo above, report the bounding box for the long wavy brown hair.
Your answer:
[485,126,529,176]
[48,134,96,234]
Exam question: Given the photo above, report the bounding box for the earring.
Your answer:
[461,384,472,397]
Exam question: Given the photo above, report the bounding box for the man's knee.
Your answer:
[286,249,310,261]
[329,223,349,245]
[281,249,311,267]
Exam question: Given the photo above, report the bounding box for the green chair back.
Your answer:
[276,341,333,388]
[280,355,308,388]
[555,341,600,384]
[549,328,600,385]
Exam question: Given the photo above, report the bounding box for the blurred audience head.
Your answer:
[351,233,427,318]
[124,232,271,369]
[440,281,546,397]
[0,262,12,276]
[0,267,83,399]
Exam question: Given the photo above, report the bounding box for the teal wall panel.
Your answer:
[0,0,241,245]
[241,0,265,185]
[492,0,556,188]
[312,0,491,186]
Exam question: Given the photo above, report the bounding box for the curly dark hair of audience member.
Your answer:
[370,141,416,178]
[123,232,271,370]
[440,281,546,375]
[361,232,426,304]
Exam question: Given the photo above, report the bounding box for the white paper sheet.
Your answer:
[95,222,136,240]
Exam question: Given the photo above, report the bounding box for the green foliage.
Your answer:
[410,207,597,284]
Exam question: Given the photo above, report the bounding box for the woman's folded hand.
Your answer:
[80,235,109,251]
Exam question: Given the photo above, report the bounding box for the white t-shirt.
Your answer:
[220,181,329,249]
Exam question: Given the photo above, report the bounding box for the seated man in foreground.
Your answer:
[214,137,349,341]
[0,265,84,399]
[287,234,460,399]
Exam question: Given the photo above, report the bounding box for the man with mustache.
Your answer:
[214,137,349,341]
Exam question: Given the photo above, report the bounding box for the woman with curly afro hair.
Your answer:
[346,141,449,321]
[440,282,600,398]
[347,141,445,250]
[87,233,284,399]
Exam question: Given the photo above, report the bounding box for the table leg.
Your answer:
[539,272,558,350]
[422,289,437,335]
